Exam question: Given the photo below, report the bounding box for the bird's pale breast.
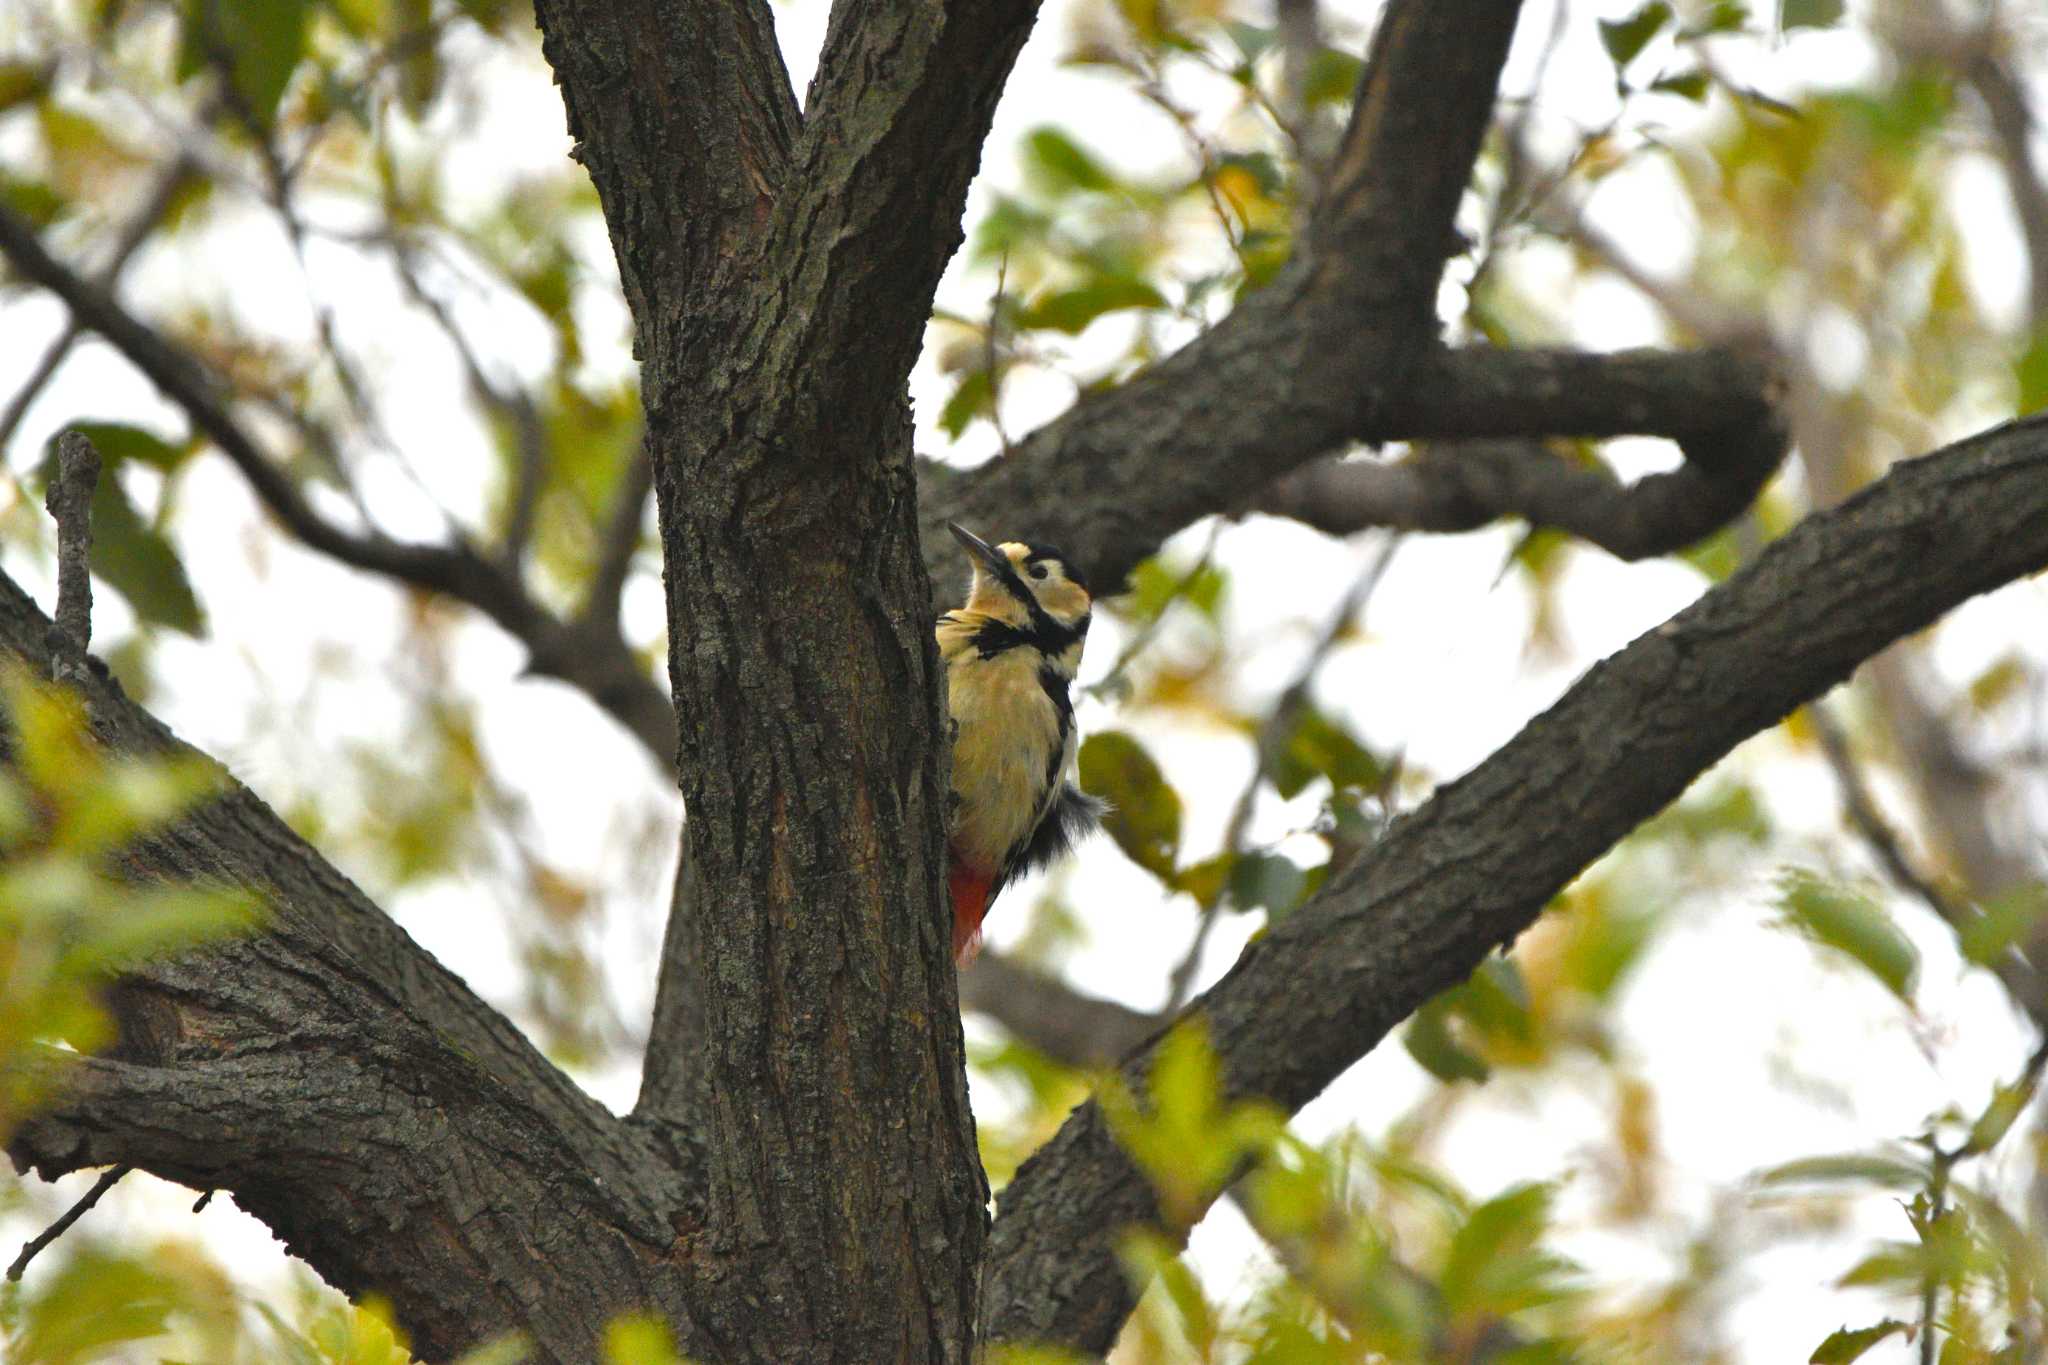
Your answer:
[945,646,1063,873]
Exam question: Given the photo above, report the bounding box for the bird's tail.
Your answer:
[949,861,995,964]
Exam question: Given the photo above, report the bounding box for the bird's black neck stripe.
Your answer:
[966,613,1088,660]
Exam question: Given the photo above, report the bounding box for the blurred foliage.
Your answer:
[0,0,2046,1360]
[0,665,256,1138]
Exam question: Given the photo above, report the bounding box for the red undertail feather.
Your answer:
[949,858,996,964]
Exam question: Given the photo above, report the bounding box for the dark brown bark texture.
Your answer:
[7,0,2048,1361]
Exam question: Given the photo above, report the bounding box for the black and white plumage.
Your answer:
[937,523,1103,961]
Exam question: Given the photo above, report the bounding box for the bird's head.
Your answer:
[948,522,1092,644]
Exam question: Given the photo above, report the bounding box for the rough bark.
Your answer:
[0,566,699,1362]
[534,0,1040,1357]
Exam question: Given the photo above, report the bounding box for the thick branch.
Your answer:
[958,954,1159,1069]
[1258,347,1783,559]
[551,1,1043,1356]
[928,334,1781,589]
[530,0,798,347]
[766,0,1042,429]
[983,415,2048,1354]
[924,0,1527,592]
[0,567,700,1362]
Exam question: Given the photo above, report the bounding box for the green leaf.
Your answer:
[1017,277,1166,334]
[55,752,224,855]
[1223,22,1276,63]
[55,884,261,975]
[1757,1151,1930,1190]
[1123,557,1226,623]
[1835,1243,1924,1291]
[1118,1231,1218,1359]
[603,1313,687,1365]
[938,368,994,440]
[1776,871,1919,1002]
[2015,330,2048,416]
[1172,850,1232,907]
[0,173,64,226]
[1640,781,1770,845]
[1438,1183,1577,1320]
[1229,851,1310,921]
[1079,731,1182,879]
[1023,128,1114,195]
[1963,1076,2032,1155]
[1217,150,1285,198]
[87,468,206,635]
[1780,0,1844,31]
[1455,958,1535,1046]
[1651,69,1710,102]
[181,0,310,126]
[451,1336,536,1365]
[1680,1,1750,38]
[1554,887,1658,1002]
[12,1248,188,1364]
[1810,1320,1911,1363]
[1599,2,1672,70]
[971,195,1052,264]
[64,421,193,472]
[1959,883,2048,968]
[0,60,52,115]
[1405,997,1489,1083]
[1269,706,1384,799]
[1101,1022,1282,1223]
[1302,47,1364,106]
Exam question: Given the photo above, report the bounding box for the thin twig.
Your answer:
[1809,702,2044,1011]
[1083,520,1226,701]
[583,443,654,628]
[0,154,200,455]
[987,252,1016,460]
[1161,533,1401,1011]
[46,429,101,659]
[390,237,551,567]
[1916,1032,2048,1363]
[6,1164,132,1281]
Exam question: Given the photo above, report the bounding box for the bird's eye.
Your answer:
[1029,564,1048,580]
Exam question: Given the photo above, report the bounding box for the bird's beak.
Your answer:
[948,522,1008,577]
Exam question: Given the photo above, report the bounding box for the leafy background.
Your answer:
[1,0,2047,1360]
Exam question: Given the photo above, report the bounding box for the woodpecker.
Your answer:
[939,522,1103,963]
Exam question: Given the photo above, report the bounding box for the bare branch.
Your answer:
[958,954,1159,1069]
[1262,349,1783,558]
[930,340,1781,590]
[0,154,199,452]
[584,443,654,629]
[389,238,553,568]
[984,414,2048,1356]
[44,430,100,660]
[6,1163,130,1282]
[0,200,675,765]
[1966,49,2048,328]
